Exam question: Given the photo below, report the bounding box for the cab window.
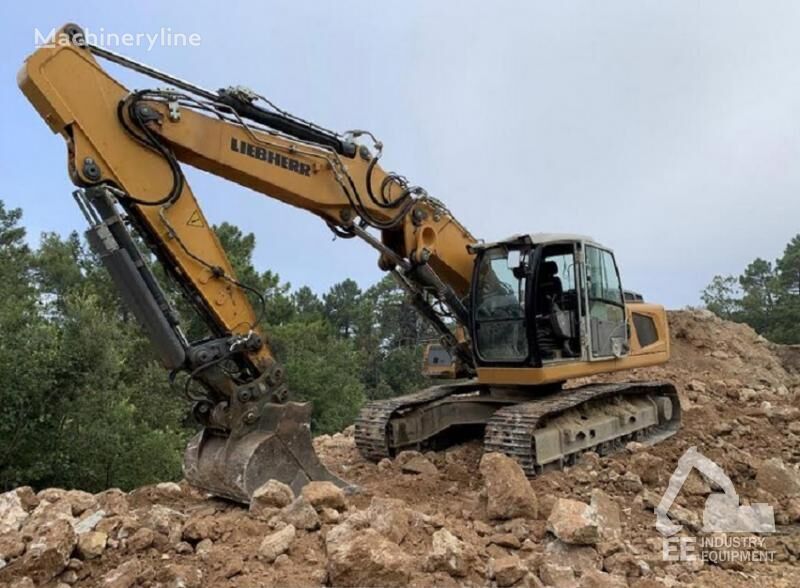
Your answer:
[474,247,529,362]
[585,246,626,357]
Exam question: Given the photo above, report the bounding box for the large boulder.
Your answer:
[589,490,621,541]
[367,497,410,544]
[547,498,599,545]
[479,453,538,520]
[302,481,347,512]
[0,490,30,535]
[326,523,413,587]
[259,524,296,563]
[578,568,628,588]
[0,531,26,562]
[250,479,294,518]
[544,540,601,574]
[396,451,439,476]
[275,496,320,531]
[424,528,474,578]
[76,531,107,560]
[15,519,76,584]
[490,554,527,587]
[95,489,129,517]
[101,559,142,588]
[756,458,800,498]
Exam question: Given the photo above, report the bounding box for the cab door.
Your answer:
[582,245,629,359]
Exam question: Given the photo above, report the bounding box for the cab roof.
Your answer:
[470,232,607,251]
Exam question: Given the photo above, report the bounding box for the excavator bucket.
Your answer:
[183,401,349,504]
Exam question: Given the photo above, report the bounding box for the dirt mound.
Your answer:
[2,310,800,588]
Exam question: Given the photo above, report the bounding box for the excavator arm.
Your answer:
[19,24,476,501]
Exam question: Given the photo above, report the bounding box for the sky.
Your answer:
[2,1,799,309]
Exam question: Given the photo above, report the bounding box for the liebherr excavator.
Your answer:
[19,24,680,503]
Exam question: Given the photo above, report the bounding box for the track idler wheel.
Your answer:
[183,401,349,504]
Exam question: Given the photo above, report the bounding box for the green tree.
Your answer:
[270,321,365,434]
[701,275,741,320]
[324,279,363,337]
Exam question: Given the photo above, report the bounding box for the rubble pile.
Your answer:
[1,310,800,587]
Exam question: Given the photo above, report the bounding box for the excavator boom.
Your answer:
[19,25,476,502]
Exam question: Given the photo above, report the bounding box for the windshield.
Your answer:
[474,247,529,362]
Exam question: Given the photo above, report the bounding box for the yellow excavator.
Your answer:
[19,24,680,503]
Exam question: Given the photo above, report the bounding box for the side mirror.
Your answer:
[506,249,521,269]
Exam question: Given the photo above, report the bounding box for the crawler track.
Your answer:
[355,380,681,475]
[354,382,476,460]
[484,381,681,476]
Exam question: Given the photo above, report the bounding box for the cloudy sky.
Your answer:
[2,1,798,309]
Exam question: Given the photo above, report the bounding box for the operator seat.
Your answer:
[537,261,563,313]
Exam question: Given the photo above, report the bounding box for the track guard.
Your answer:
[183,401,349,503]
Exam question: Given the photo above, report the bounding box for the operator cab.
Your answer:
[469,234,629,367]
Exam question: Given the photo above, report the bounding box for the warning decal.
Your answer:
[187,210,205,228]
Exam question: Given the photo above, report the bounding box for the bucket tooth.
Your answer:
[183,401,349,503]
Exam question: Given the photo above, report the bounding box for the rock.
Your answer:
[195,538,213,557]
[250,479,295,518]
[326,523,412,587]
[617,471,644,493]
[489,533,521,549]
[182,515,216,542]
[683,471,712,496]
[0,489,30,534]
[479,452,538,520]
[76,531,107,559]
[155,482,183,495]
[547,498,599,545]
[629,452,665,486]
[539,563,577,588]
[377,458,392,471]
[756,458,800,498]
[579,568,628,588]
[160,564,203,588]
[687,380,707,394]
[320,507,341,524]
[302,481,347,511]
[603,552,642,578]
[63,490,97,516]
[399,453,439,476]
[175,541,193,555]
[16,519,76,584]
[0,531,26,562]
[491,554,526,587]
[221,554,245,578]
[143,505,185,540]
[61,569,78,584]
[8,578,35,588]
[425,528,474,578]
[20,499,75,537]
[13,487,39,512]
[590,490,621,541]
[37,488,67,503]
[128,527,155,552]
[367,497,410,544]
[544,540,601,574]
[276,496,320,531]
[260,524,296,563]
[95,489,129,517]
[73,509,106,534]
